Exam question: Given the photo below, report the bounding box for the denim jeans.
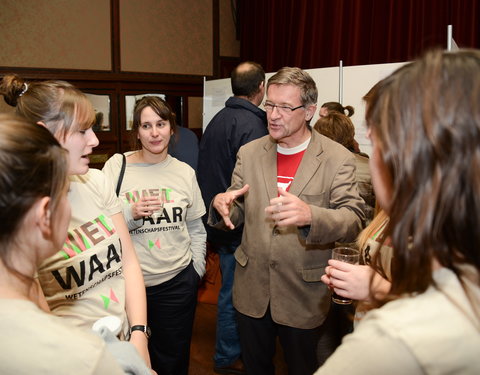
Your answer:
[213,242,242,367]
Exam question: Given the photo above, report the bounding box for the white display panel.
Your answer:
[202,77,231,130]
[342,61,406,155]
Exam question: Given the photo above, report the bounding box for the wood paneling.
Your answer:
[0,0,111,70]
[0,0,241,167]
[120,0,213,75]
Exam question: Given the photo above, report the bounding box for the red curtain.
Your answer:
[238,0,480,71]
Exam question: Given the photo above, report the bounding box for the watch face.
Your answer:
[146,326,152,338]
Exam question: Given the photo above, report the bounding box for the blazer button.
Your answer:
[272,226,280,236]
[270,261,277,269]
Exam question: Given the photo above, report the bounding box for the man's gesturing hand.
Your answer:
[265,187,312,227]
[212,184,250,229]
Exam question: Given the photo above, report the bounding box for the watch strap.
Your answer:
[129,324,151,339]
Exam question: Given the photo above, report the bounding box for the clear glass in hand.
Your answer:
[150,189,166,220]
[331,246,360,305]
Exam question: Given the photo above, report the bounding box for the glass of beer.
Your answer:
[331,247,360,305]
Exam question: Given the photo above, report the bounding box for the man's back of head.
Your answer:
[231,61,265,105]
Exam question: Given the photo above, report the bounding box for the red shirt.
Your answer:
[276,138,310,192]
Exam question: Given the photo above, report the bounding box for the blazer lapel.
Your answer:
[260,137,279,201]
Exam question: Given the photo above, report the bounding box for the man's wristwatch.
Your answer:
[129,325,151,339]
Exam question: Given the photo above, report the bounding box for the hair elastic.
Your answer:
[18,83,29,97]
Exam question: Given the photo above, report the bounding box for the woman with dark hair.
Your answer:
[316,49,480,374]
[103,96,206,375]
[0,114,125,374]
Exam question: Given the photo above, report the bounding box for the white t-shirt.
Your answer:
[37,169,128,332]
[103,153,206,287]
[315,267,480,374]
[0,298,124,375]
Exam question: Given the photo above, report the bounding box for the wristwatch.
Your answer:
[129,325,151,339]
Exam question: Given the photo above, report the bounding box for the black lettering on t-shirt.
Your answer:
[89,254,106,281]
[172,207,183,222]
[52,262,86,289]
[155,208,171,224]
[106,243,121,269]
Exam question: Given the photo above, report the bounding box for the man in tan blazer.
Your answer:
[210,67,365,375]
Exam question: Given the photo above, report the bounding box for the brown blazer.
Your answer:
[209,130,365,329]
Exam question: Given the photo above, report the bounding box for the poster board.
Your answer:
[341,61,406,155]
[203,61,406,156]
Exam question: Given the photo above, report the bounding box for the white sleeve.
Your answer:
[102,155,143,231]
[90,169,121,217]
[102,154,124,191]
[186,217,207,278]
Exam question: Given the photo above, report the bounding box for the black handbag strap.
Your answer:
[115,154,126,197]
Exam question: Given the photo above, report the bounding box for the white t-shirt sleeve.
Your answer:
[186,217,206,277]
[102,175,122,216]
[185,169,207,277]
[185,171,206,221]
[102,154,142,229]
[89,168,122,217]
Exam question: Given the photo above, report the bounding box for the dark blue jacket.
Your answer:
[169,126,199,171]
[198,96,268,245]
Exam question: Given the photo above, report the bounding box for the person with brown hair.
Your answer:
[314,111,375,223]
[314,110,356,150]
[0,74,152,369]
[102,95,206,375]
[0,114,126,374]
[316,49,480,374]
[318,101,354,118]
[319,102,367,154]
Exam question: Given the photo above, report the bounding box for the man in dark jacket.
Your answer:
[197,61,268,375]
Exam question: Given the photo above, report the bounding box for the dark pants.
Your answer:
[316,301,355,365]
[146,261,199,375]
[237,307,327,375]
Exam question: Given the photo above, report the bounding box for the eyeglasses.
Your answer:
[263,102,304,114]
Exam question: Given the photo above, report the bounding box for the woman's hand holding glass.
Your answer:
[322,261,392,302]
[132,196,164,220]
[322,261,373,302]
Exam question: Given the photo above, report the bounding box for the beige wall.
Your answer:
[219,0,240,57]
[0,0,111,70]
[120,0,213,75]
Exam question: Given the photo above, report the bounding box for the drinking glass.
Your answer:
[150,189,166,220]
[331,247,360,305]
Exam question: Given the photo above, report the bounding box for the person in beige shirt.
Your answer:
[0,114,125,375]
[315,49,480,374]
[0,74,151,369]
